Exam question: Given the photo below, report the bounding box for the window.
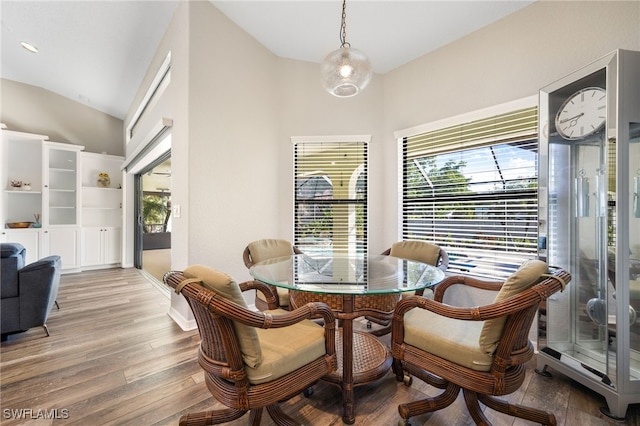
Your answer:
[401,104,538,278]
[293,137,369,256]
[126,52,171,143]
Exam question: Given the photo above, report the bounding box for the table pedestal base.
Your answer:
[322,329,392,424]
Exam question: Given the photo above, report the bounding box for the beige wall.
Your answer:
[185,1,280,282]
[380,0,640,247]
[0,79,124,155]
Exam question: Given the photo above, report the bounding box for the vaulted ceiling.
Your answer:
[0,1,534,120]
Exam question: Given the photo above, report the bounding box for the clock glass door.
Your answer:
[545,68,617,383]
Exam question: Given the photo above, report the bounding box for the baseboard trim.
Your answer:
[168,307,197,331]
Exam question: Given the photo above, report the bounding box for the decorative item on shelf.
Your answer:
[97,172,111,188]
[33,214,42,228]
[22,182,31,191]
[6,222,33,229]
[10,180,22,190]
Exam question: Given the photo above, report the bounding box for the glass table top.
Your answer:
[249,253,445,295]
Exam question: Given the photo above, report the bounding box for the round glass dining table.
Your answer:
[249,252,445,424]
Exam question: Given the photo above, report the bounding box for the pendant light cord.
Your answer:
[340,0,350,48]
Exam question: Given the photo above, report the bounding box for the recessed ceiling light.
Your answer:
[20,41,38,53]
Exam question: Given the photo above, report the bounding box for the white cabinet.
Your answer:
[0,229,42,264]
[80,152,124,268]
[2,129,123,272]
[44,227,81,270]
[82,227,121,267]
[2,129,84,272]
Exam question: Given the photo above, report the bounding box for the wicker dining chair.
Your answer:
[242,239,303,311]
[164,265,337,426]
[366,240,449,336]
[391,260,571,426]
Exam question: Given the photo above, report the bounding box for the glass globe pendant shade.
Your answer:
[320,47,373,98]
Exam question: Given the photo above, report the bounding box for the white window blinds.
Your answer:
[402,106,538,278]
[294,140,368,256]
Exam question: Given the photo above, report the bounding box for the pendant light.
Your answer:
[320,0,372,98]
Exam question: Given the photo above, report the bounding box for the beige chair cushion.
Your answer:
[184,265,262,368]
[404,308,494,371]
[630,279,640,301]
[390,240,440,298]
[248,239,295,264]
[246,309,327,384]
[249,239,295,307]
[479,259,548,355]
[256,286,290,307]
[390,240,441,266]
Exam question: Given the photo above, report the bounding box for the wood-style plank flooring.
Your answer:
[1,267,638,425]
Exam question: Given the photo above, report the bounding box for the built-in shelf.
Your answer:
[5,190,42,194]
[82,186,122,191]
[83,206,120,210]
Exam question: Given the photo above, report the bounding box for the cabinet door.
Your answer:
[0,229,41,264]
[81,227,103,267]
[103,227,122,264]
[45,227,80,270]
[44,143,81,227]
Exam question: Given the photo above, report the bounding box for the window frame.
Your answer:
[395,96,539,278]
[291,135,370,256]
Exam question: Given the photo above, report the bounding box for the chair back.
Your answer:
[383,240,448,271]
[164,268,254,393]
[479,259,549,355]
[1,243,26,293]
[491,266,570,377]
[243,238,301,268]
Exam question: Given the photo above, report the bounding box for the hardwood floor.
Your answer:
[1,267,638,425]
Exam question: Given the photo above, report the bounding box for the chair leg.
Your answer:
[477,394,557,426]
[462,389,492,426]
[42,324,50,337]
[266,404,299,426]
[55,300,60,310]
[178,408,247,426]
[398,381,460,420]
[248,408,263,425]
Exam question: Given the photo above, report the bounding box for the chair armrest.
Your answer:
[433,274,503,302]
[233,281,336,331]
[19,256,61,274]
[394,268,571,324]
[242,246,253,268]
[164,271,336,334]
[437,248,449,272]
[240,280,278,310]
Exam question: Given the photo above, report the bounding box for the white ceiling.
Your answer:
[1,0,534,120]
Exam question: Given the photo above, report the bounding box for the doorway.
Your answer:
[134,153,172,290]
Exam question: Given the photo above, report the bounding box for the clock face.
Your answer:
[555,87,606,140]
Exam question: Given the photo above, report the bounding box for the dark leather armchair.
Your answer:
[1,243,61,340]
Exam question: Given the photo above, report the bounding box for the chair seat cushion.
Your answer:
[246,309,326,384]
[404,308,494,372]
[256,286,290,307]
